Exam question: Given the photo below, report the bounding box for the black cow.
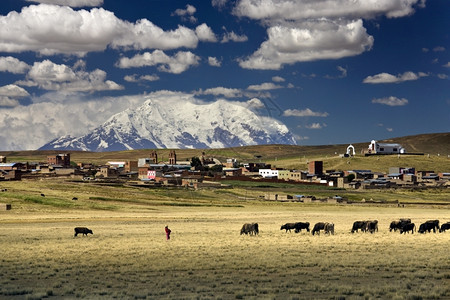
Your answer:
[399,223,415,234]
[74,227,93,237]
[312,222,327,235]
[367,220,378,234]
[439,222,450,233]
[240,223,259,235]
[418,220,439,233]
[351,221,368,233]
[281,223,297,233]
[294,222,310,233]
[389,218,411,232]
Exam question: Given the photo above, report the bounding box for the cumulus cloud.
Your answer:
[124,74,160,82]
[0,92,148,150]
[221,31,248,43]
[0,56,31,74]
[272,76,285,82]
[117,50,200,74]
[233,0,422,21]
[283,108,329,117]
[196,87,243,98]
[25,0,103,6]
[443,62,450,68]
[212,0,228,9]
[247,82,283,91]
[239,19,373,70]
[305,123,327,129]
[233,0,424,70]
[372,96,408,106]
[172,4,197,23]
[16,60,123,92]
[0,84,30,107]
[0,4,199,56]
[363,71,428,84]
[208,57,222,67]
[246,98,265,109]
[195,24,217,42]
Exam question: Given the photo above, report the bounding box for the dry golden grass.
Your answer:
[1,203,449,299]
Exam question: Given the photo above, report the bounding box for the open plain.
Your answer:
[0,178,449,299]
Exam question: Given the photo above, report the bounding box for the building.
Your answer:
[168,150,177,165]
[308,161,323,175]
[47,153,71,167]
[367,140,406,155]
[259,169,278,178]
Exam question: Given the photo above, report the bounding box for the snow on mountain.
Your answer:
[39,97,297,151]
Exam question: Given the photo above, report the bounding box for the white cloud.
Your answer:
[0,4,199,56]
[363,71,427,84]
[124,74,160,82]
[212,0,228,8]
[0,84,30,98]
[117,50,200,74]
[16,60,123,92]
[443,62,450,68]
[0,56,31,74]
[233,0,422,21]
[305,123,327,129]
[0,97,20,107]
[272,76,285,82]
[283,108,329,117]
[437,74,448,79]
[247,82,283,91]
[195,24,217,42]
[221,31,248,43]
[0,92,148,150]
[172,4,197,23]
[208,57,222,67]
[246,98,265,109]
[25,0,103,7]
[372,96,408,106]
[234,0,423,70]
[239,19,373,70]
[433,46,445,52]
[196,87,243,98]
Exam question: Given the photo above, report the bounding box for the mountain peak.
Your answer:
[39,98,297,151]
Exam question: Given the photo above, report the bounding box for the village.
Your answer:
[1,140,449,197]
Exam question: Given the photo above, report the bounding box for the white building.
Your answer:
[367,140,406,154]
[259,169,279,178]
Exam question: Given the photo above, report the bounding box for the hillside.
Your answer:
[1,132,449,172]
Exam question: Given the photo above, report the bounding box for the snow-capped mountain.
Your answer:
[39,98,297,151]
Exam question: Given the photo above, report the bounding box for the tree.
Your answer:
[190,157,203,170]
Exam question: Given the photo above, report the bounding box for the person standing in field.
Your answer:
[165,225,171,240]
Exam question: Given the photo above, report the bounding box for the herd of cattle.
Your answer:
[240,219,450,236]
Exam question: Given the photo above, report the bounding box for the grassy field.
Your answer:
[0,179,449,299]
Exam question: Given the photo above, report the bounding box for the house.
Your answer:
[259,169,278,178]
[367,140,406,155]
[47,153,71,167]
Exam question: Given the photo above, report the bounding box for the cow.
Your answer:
[240,223,259,235]
[389,218,411,232]
[40,193,45,197]
[312,222,327,235]
[399,223,415,234]
[294,222,310,233]
[367,220,378,234]
[324,223,335,235]
[74,227,93,237]
[439,222,450,233]
[351,221,368,233]
[418,220,440,233]
[280,223,297,233]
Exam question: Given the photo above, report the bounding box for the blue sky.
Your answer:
[0,0,448,150]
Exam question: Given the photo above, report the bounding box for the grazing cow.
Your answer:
[324,223,335,235]
[72,197,78,201]
[240,223,259,235]
[439,222,450,233]
[74,227,93,237]
[351,221,368,233]
[280,223,297,233]
[40,193,45,197]
[294,222,310,233]
[312,222,327,235]
[389,218,411,232]
[367,220,378,234]
[418,220,440,233]
[399,223,415,234]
